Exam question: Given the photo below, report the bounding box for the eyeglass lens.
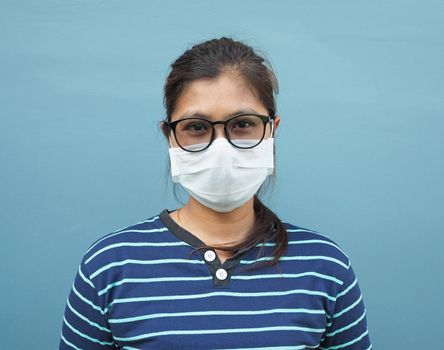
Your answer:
[173,115,267,151]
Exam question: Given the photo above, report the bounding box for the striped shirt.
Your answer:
[59,209,372,349]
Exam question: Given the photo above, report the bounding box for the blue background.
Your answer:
[1,1,443,349]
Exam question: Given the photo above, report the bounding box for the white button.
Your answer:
[215,268,228,281]
[204,250,216,262]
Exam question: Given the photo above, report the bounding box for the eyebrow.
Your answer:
[179,108,260,120]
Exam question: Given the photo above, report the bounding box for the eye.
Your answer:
[232,120,252,129]
[229,116,258,131]
[180,120,210,135]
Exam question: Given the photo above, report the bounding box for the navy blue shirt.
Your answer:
[59,210,372,349]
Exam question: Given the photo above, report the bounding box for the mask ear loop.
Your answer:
[167,124,175,148]
[270,118,275,138]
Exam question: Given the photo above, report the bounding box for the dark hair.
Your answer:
[162,37,287,268]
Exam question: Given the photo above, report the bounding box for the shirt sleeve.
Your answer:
[59,255,116,350]
[319,262,372,349]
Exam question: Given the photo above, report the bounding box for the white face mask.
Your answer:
[169,138,274,212]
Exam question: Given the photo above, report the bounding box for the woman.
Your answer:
[59,37,372,349]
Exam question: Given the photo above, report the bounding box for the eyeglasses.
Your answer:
[164,113,275,152]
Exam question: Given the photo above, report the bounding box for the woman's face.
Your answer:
[168,71,277,147]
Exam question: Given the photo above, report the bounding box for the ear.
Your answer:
[274,115,281,130]
[160,120,169,139]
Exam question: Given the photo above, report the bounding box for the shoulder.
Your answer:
[80,213,174,275]
[85,214,167,255]
[282,221,351,272]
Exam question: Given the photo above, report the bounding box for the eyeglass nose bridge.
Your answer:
[209,120,230,140]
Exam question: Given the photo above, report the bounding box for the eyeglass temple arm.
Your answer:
[163,121,175,147]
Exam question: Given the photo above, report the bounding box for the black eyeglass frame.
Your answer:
[164,113,276,152]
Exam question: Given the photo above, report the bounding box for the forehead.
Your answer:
[171,72,267,121]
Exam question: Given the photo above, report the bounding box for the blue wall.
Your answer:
[1,1,443,348]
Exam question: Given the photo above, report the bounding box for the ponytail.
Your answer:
[250,196,288,267]
[193,195,288,270]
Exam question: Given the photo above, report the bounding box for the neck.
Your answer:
[179,197,255,247]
